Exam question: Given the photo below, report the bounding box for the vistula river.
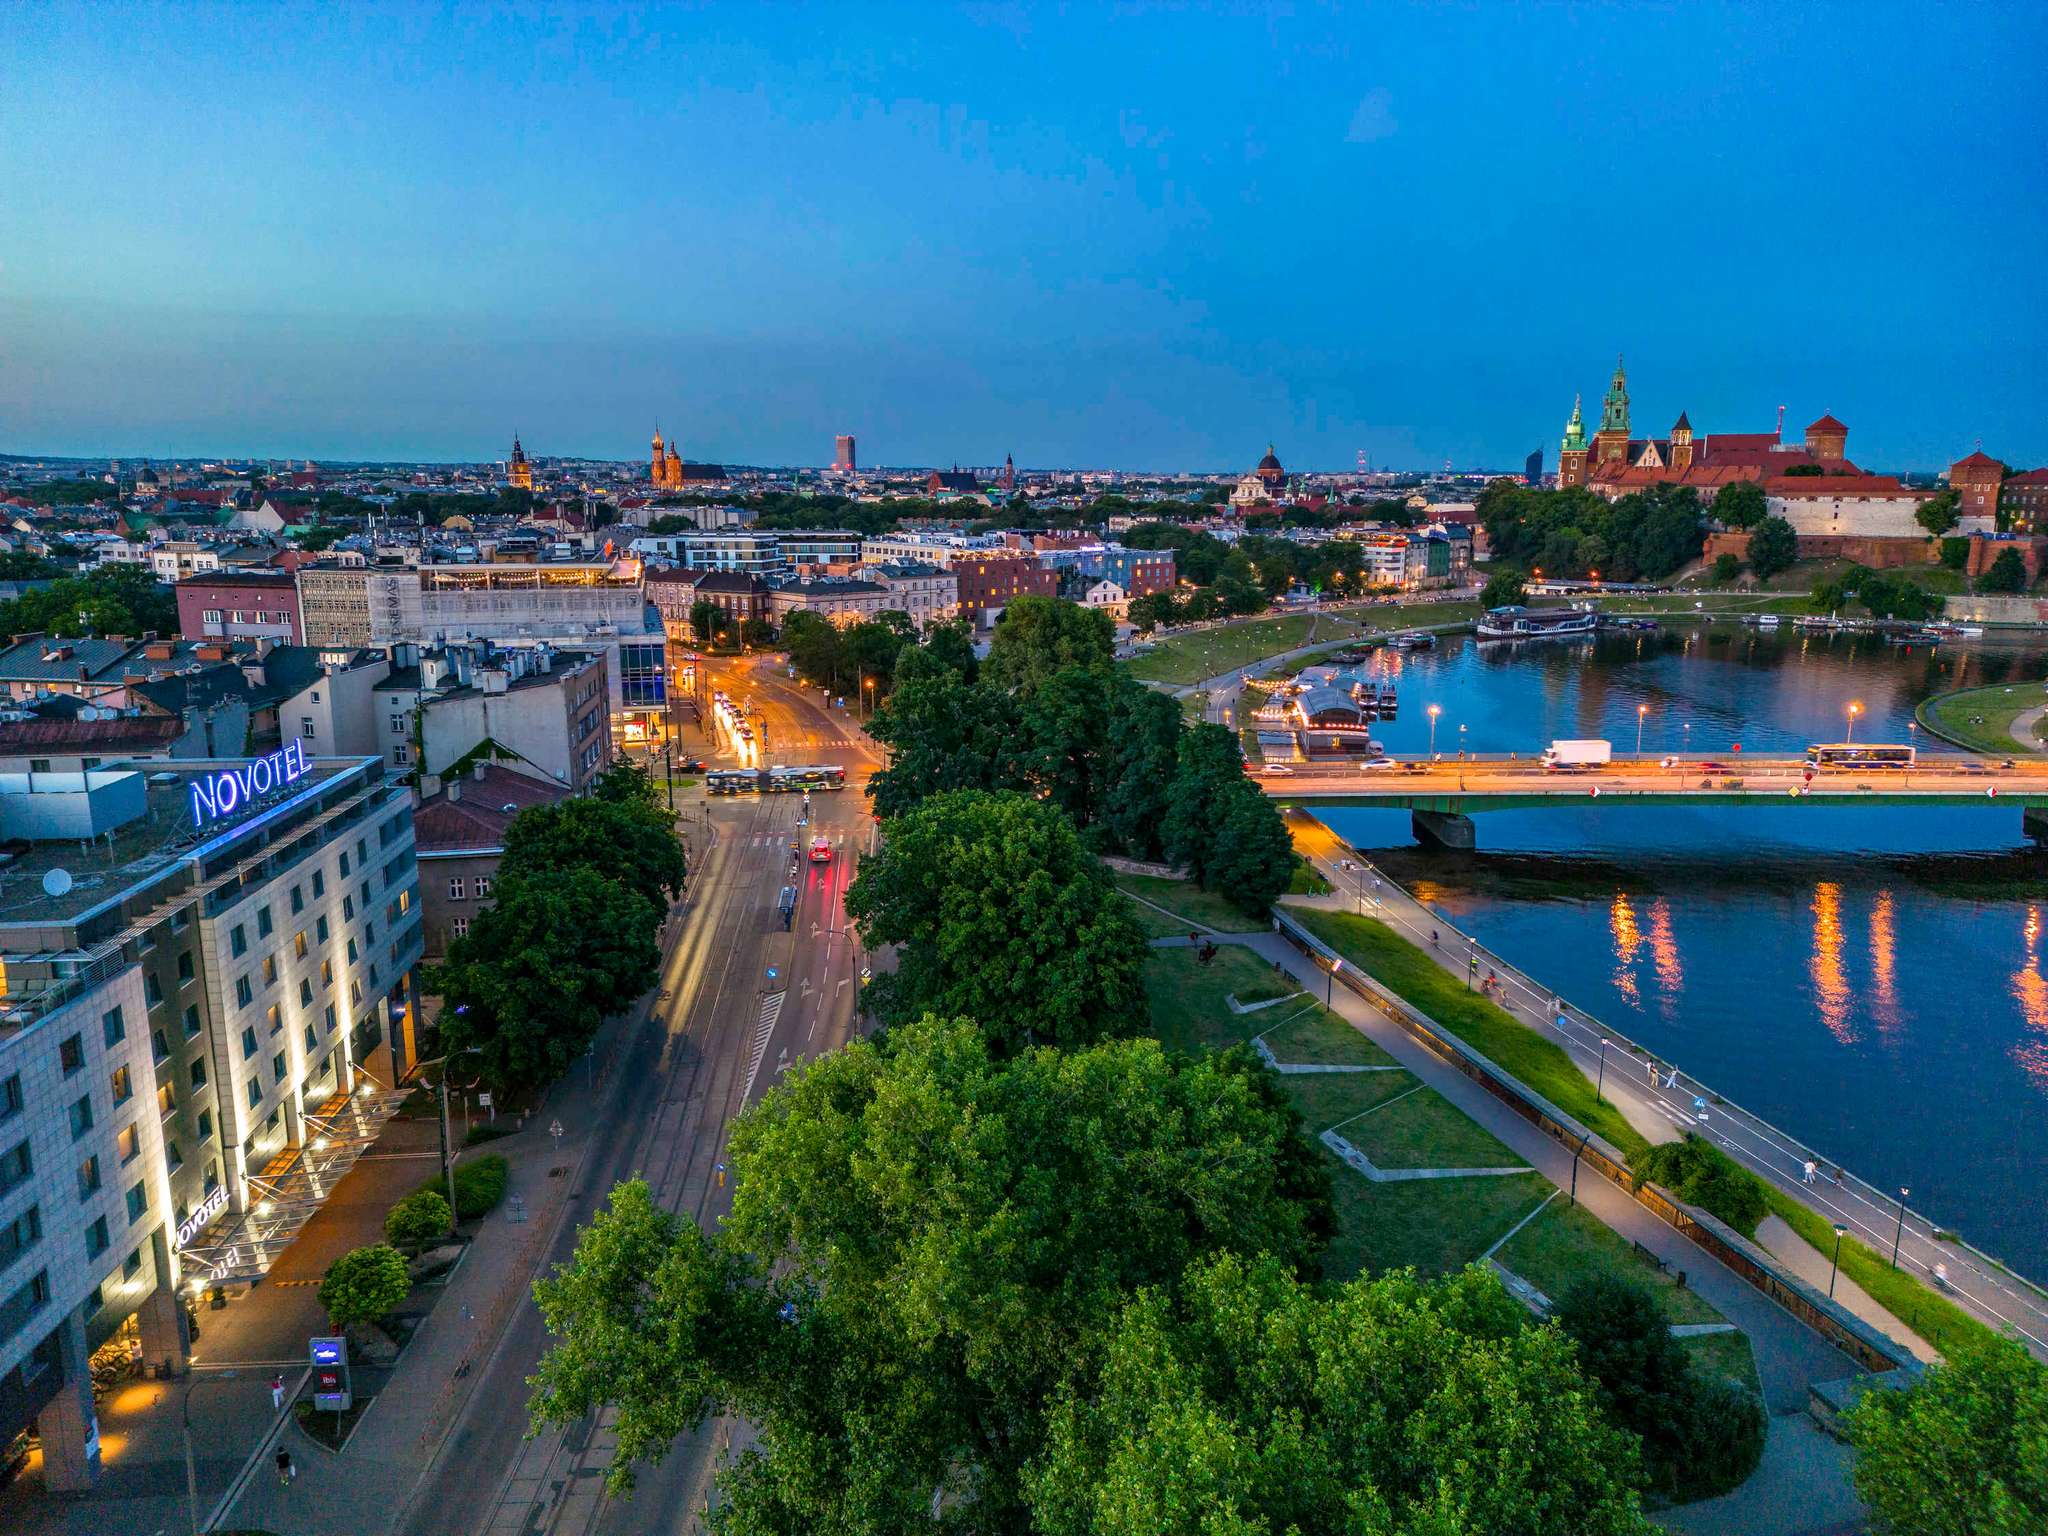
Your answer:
[1306,622,2048,1280]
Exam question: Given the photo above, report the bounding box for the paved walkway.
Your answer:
[2012,702,2048,752]
[1287,814,2048,1360]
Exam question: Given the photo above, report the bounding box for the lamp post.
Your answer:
[1427,703,1441,757]
[1596,1037,1610,1104]
[1892,1185,1910,1268]
[1829,1222,1848,1298]
[1847,701,1863,745]
[422,1040,486,1238]
[1636,704,1648,755]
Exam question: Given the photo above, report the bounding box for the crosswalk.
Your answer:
[742,991,786,1103]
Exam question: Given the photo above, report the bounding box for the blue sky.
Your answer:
[4,2,2043,471]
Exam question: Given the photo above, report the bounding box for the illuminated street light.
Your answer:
[1636,703,1648,754]
[1427,703,1442,756]
[1846,700,1863,744]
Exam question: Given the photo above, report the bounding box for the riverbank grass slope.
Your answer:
[1916,682,2048,756]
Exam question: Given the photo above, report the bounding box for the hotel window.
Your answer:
[145,973,163,1006]
[0,1142,31,1197]
[102,1006,125,1048]
[317,917,330,944]
[346,938,358,965]
[342,895,354,921]
[246,1078,260,1109]
[166,1139,182,1171]
[266,1004,281,1035]
[59,1034,84,1076]
[298,979,313,1007]
[320,960,333,989]
[109,1065,132,1106]
[204,1161,219,1194]
[257,905,273,938]
[241,1026,258,1060]
[0,1074,18,1123]
[68,1095,94,1140]
[300,717,316,738]
[125,1182,147,1224]
[303,1024,317,1054]
[156,1081,175,1116]
[475,876,491,898]
[262,955,277,985]
[0,1205,39,1272]
[123,1247,142,1279]
[177,951,194,983]
[116,1124,139,1165]
[151,1029,169,1063]
[188,1057,207,1089]
[235,976,253,1008]
[182,1004,200,1038]
[85,1216,109,1261]
[272,1053,286,1084]
[448,877,466,900]
[197,1110,211,1142]
[230,924,247,957]
[77,1154,100,1199]
[323,1004,337,1034]
[291,884,304,915]
[294,931,308,958]
[349,977,362,1005]
[312,872,325,898]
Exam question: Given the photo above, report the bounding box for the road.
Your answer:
[1284,813,2048,1363]
[401,655,878,1536]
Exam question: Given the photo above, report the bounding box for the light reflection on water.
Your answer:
[1313,624,2048,1278]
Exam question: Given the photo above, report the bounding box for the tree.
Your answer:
[318,1244,411,1328]
[1554,1274,1765,1502]
[1713,480,1768,530]
[1204,779,1297,915]
[1915,489,1961,538]
[981,595,1113,694]
[687,599,729,647]
[1628,1134,1766,1235]
[1031,1254,1651,1536]
[500,797,686,918]
[590,759,665,815]
[1125,590,1179,632]
[1980,548,2029,593]
[384,1187,453,1247]
[739,616,777,648]
[1096,678,1183,861]
[1161,722,1249,885]
[429,870,658,1090]
[0,565,178,640]
[1939,536,1971,571]
[863,674,1029,819]
[893,617,978,685]
[1712,552,1742,584]
[1845,1334,2048,1535]
[1482,568,1529,609]
[845,791,1145,1052]
[1746,515,1799,579]
[1018,665,1112,829]
[528,1015,1331,1520]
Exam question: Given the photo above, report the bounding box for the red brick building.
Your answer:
[2000,468,2048,534]
[1950,450,2006,525]
[953,555,1056,628]
[175,571,302,644]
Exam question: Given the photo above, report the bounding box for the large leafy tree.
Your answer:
[1914,488,1961,538]
[1096,677,1183,861]
[1745,514,1799,579]
[1018,665,1113,830]
[1206,778,1297,915]
[528,1015,1331,1527]
[1713,480,1768,529]
[845,790,1145,1052]
[981,595,1113,694]
[318,1244,411,1329]
[1845,1334,2048,1536]
[893,617,978,685]
[429,870,657,1089]
[1029,1254,1651,1536]
[5,565,178,639]
[500,797,686,918]
[863,674,1029,820]
[1980,548,2029,594]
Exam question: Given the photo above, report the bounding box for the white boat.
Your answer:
[1475,605,1597,641]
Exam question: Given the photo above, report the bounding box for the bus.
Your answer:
[768,765,847,792]
[1805,743,1915,771]
[706,768,762,796]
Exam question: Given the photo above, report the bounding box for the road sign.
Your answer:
[767,966,780,980]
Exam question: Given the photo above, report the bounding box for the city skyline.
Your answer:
[5,3,2044,469]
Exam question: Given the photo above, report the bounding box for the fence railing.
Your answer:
[1272,906,1914,1374]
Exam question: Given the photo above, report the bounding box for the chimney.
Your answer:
[480,668,508,695]
[471,759,488,782]
[419,772,443,799]
[446,778,461,803]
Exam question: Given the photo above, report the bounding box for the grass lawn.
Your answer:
[1143,947,1302,1054]
[1281,904,1650,1157]
[1322,1161,1553,1280]
[1683,1331,1764,1398]
[1917,681,2048,756]
[1336,597,1483,632]
[1125,613,1351,686]
[1126,898,1197,941]
[1283,1067,1420,1133]
[1494,1199,1724,1327]
[1256,1006,1395,1067]
[1287,860,1332,895]
[1340,1086,1525,1170]
[1116,873,1267,932]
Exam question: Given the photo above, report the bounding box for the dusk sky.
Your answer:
[6,2,2043,472]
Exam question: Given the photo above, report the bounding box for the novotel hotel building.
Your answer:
[0,748,421,1488]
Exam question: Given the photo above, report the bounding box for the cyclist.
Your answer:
[276,1447,296,1485]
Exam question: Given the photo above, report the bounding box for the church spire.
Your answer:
[1561,393,1588,452]
[1596,354,1630,440]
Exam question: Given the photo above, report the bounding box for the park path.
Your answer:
[2011,703,2047,752]
[1284,815,2048,1363]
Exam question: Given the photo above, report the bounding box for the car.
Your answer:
[1255,763,1295,775]
[1698,761,1727,773]
[809,837,833,863]
[1359,757,1398,771]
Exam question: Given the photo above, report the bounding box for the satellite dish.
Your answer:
[42,868,73,897]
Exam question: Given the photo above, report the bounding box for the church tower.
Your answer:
[651,429,668,488]
[664,440,683,487]
[1559,395,1589,488]
[1593,355,1632,466]
[1670,411,1694,474]
[508,434,533,491]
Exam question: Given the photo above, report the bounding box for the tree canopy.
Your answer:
[980,594,1114,694]
[845,790,1146,1052]
[1712,480,1768,530]
[1,564,178,640]
[500,795,686,917]
[319,1244,411,1328]
[1980,548,2029,594]
[1477,481,1707,582]
[1745,515,1799,580]
[528,1014,1333,1527]
[1914,489,1961,538]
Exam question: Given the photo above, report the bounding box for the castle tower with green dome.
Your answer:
[1593,355,1631,466]
[1559,395,1590,487]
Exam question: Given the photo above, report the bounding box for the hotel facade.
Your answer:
[0,748,422,1488]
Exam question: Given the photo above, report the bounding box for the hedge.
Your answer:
[412,1154,510,1222]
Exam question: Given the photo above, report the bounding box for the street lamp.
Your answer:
[1892,1185,1910,1268]
[1829,1222,1848,1298]
[1847,701,1863,745]
[423,1039,487,1238]
[1596,1037,1610,1104]
[1427,703,1442,756]
[1636,704,1648,755]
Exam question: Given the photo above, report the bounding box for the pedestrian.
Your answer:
[1663,1065,1680,1089]
[1802,1159,1817,1186]
[270,1373,284,1411]
[1646,1060,1658,1088]
[276,1448,295,1485]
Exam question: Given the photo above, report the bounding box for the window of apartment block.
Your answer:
[448,877,466,900]
[176,951,194,982]
[181,1005,200,1038]
[145,973,163,1006]
[451,916,469,940]
[300,718,315,738]
[85,1216,109,1260]
[0,1075,19,1123]
[0,1142,31,1197]
[188,1056,207,1088]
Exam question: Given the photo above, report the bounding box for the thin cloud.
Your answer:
[1345,88,1397,144]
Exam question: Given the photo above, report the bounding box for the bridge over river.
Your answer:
[1262,755,2048,848]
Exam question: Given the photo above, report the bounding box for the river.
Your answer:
[1309,622,2048,1280]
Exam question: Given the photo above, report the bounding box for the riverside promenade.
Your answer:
[1285,811,2048,1362]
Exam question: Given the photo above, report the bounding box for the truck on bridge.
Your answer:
[1540,738,1612,771]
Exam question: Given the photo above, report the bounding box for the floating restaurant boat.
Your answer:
[1475,605,1598,641]
[1385,630,1435,651]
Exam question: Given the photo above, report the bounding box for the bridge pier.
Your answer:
[2026,807,2048,846]
[1412,809,1476,850]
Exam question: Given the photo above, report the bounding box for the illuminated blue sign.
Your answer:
[189,741,310,828]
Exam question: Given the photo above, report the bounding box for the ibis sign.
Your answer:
[189,741,310,829]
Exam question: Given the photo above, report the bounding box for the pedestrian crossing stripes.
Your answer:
[742,990,786,1103]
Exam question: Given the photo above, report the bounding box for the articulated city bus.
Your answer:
[768,765,847,792]
[708,764,848,795]
[706,768,761,795]
[1805,743,1916,771]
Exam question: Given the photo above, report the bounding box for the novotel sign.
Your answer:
[189,741,311,829]
[175,1182,229,1249]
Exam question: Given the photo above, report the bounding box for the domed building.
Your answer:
[1230,443,1288,508]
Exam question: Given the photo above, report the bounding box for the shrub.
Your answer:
[1939,536,1970,571]
[412,1152,510,1221]
[384,1188,452,1248]
[1629,1134,1766,1237]
[1710,552,1741,584]
[318,1244,411,1327]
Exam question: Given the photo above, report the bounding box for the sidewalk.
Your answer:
[1286,812,2048,1360]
